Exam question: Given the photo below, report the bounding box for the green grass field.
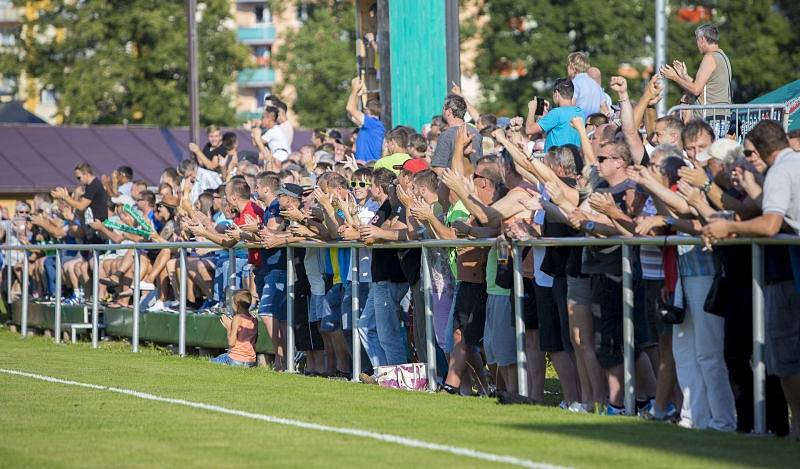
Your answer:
[1,328,798,468]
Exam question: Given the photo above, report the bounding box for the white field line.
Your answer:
[1,368,568,469]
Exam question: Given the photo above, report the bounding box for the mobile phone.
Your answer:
[535,97,546,116]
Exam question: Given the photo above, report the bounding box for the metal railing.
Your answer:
[4,235,800,434]
[665,103,790,142]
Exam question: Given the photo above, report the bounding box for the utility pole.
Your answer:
[655,0,667,116]
[186,0,200,144]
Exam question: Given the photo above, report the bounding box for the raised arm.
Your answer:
[609,76,645,165]
[346,77,366,127]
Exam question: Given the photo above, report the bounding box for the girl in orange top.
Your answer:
[211,289,258,367]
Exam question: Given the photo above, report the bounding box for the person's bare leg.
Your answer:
[444,329,468,389]
[655,332,680,414]
[261,315,284,371]
[331,329,351,374]
[570,303,607,406]
[607,364,624,408]
[636,352,658,401]
[144,249,170,284]
[501,364,518,395]
[466,348,490,394]
[320,332,336,375]
[525,329,546,403]
[277,319,289,371]
[779,374,800,440]
[551,350,581,403]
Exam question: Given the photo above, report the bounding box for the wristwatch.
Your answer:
[664,215,677,227]
[584,221,596,232]
[701,180,713,194]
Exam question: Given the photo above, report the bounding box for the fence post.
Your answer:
[751,243,766,434]
[622,244,636,415]
[132,251,141,353]
[54,249,62,343]
[91,249,99,348]
[421,246,438,391]
[286,246,296,373]
[6,248,12,308]
[227,247,236,309]
[350,247,362,382]
[21,252,29,337]
[512,245,529,397]
[178,247,187,357]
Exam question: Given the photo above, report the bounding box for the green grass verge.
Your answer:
[0,328,798,468]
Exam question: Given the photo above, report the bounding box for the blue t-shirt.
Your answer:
[537,106,583,151]
[261,199,287,270]
[355,115,385,162]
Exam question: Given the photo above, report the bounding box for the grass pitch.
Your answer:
[0,329,798,468]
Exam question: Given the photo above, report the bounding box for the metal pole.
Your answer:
[286,246,296,373]
[622,244,636,415]
[655,0,667,117]
[5,248,11,306]
[178,247,187,357]
[186,0,200,144]
[512,245,529,397]
[132,252,141,353]
[421,247,437,391]
[227,247,236,309]
[350,247,361,382]
[21,252,29,337]
[751,243,766,434]
[91,249,99,348]
[54,249,62,343]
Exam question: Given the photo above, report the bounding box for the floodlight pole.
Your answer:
[655,0,667,116]
[187,0,200,144]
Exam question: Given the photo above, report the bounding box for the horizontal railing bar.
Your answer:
[3,235,800,252]
[666,103,788,112]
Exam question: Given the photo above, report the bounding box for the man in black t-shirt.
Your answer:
[51,162,109,225]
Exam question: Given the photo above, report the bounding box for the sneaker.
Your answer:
[147,300,165,312]
[64,294,81,306]
[359,372,378,385]
[605,404,627,416]
[559,400,570,410]
[198,299,218,312]
[568,402,591,413]
[139,281,155,291]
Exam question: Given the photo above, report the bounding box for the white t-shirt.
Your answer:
[117,181,133,197]
[261,126,290,162]
[279,121,294,149]
[190,167,222,204]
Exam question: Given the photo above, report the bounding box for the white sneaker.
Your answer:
[147,300,165,312]
[139,281,155,291]
[164,300,180,308]
[568,402,591,413]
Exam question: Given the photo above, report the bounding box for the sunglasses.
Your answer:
[743,149,756,158]
[16,211,29,215]
[350,181,371,188]
[597,155,620,163]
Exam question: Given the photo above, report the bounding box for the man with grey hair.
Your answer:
[660,23,732,138]
[178,158,222,204]
[430,94,483,173]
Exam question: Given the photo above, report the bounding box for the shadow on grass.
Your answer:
[505,420,800,468]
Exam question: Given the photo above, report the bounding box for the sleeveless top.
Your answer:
[693,50,732,119]
[228,313,258,363]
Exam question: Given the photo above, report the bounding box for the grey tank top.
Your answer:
[694,50,732,118]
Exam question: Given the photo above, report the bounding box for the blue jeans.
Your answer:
[340,281,370,330]
[213,256,248,303]
[358,288,386,367]
[210,353,256,367]
[44,255,57,297]
[372,280,409,366]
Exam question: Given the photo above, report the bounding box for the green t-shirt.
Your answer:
[486,246,511,296]
[373,152,411,175]
[445,200,470,278]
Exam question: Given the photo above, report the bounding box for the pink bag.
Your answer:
[375,363,428,391]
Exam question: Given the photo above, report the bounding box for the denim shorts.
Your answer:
[258,269,287,320]
[210,353,255,367]
[308,294,327,323]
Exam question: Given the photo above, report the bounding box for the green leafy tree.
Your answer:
[7,0,249,126]
[472,0,799,116]
[272,2,355,129]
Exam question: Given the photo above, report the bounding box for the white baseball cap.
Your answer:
[696,138,741,164]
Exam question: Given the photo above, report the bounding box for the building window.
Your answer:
[254,4,271,24]
[255,88,271,109]
[40,89,57,107]
[297,2,316,23]
[253,45,271,66]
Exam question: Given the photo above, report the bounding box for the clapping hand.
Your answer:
[589,192,617,216]
[567,209,589,230]
[409,199,434,223]
[677,167,709,188]
[50,187,69,200]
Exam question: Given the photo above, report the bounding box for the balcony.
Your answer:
[237,68,275,88]
[0,6,21,24]
[237,24,276,44]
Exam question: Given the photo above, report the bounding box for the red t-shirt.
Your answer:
[234,201,264,267]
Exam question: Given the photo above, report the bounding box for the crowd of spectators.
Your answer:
[3,23,800,440]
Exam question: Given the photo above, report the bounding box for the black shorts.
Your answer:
[535,278,572,353]
[453,281,487,347]
[591,274,648,368]
[521,279,538,330]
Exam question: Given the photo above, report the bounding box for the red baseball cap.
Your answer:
[393,158,429,174]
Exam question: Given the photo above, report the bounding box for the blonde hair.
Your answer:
[567,52,590,74]
[232,289,253,314]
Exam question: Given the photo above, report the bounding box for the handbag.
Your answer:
[657,300,686,325]
[375,363,428,391]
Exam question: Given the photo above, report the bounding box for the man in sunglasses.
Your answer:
[51,162,108,227]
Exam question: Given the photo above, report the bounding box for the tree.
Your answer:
[6,0,249,126]
[471,0,799,117]
[272,2,355,129]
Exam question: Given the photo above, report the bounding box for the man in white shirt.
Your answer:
[178,158,222,204]
[265,96,294,149]
[567,52,604,118]
[260,106,290,163]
